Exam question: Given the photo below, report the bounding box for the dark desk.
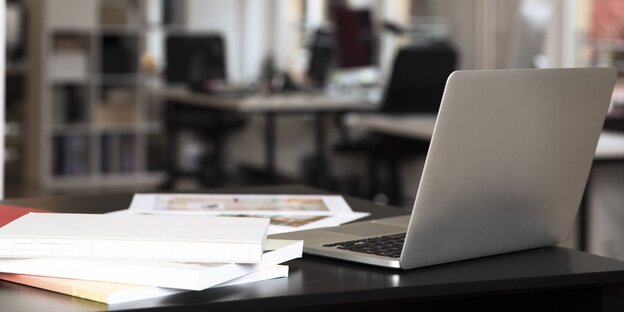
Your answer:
[2,185,624,311]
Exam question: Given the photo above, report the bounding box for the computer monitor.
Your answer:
[331,7,375,69]
[307,28,335,87]
[165,35,226,88]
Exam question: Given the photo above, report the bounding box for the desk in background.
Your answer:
[149,88,379,187]
[1,184,624,311]
[349,113,624,251]
[348,114,624,158]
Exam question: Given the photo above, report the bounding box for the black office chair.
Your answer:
[335,42,457,205]
[381,42,456,114]
[163,35,246,189]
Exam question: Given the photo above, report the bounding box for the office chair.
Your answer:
[335,42,457,205]
[163,35,246,189]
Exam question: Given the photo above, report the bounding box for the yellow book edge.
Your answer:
[0,264,288,304]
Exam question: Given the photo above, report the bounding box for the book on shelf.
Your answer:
[49,52,88,81]
[147,133,168,172]
[96,87,139,125]
[49,33,90,81]
[0,213,270,263]
[101,34,138,74]
[0,264,289,305]
[52,135,90,176]
[0,239,301,290]
[51,86,66,125]
[52,84,88,126]
[101,133,136,174]
[100,0,141,27]
[64,135,89,175]
[119,134,135,172]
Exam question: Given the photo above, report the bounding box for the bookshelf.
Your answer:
[5,0,31,197]
[40,0,167,191]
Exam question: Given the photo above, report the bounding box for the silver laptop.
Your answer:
[273,68,617,269]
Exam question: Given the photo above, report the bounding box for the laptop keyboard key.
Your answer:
[322,233,406,258]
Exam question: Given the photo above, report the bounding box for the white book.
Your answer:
[0,239,302,290]
[0,265,289,305]
[0,213,269,263]
[49,52,88,81]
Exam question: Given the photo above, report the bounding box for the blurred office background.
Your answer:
[3,0,624,258]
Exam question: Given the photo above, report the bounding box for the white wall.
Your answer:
[185,0,286,85]
[45,0,97,29]
[431,0,574,70]
[241,0,272,83]
[185,0,244,83]
[432,0,523,70]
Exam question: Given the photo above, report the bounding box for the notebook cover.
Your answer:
[0,214,269,263]
[0,265,289,305]
[0,239,302,290]
[0,205,49,228]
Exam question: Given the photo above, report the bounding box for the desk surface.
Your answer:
[2,185,624,311]
[149,88,380,113]
[349,113,624,160]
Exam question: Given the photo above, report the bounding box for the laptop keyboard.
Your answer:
[322,233,406,258]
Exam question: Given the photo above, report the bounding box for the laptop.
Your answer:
[273,68,617,269]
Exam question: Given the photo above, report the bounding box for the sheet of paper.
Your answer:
[125,194,369,234]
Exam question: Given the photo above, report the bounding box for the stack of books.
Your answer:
[0,205,303,305]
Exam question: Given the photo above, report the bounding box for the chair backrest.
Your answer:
[332,6,375,69]
[165,34,226,88]
[382,42,457,113]
[307,28,335,87]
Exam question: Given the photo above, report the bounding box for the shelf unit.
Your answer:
[40,0,167,191]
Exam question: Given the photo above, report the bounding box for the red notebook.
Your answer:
[0,205,49,228]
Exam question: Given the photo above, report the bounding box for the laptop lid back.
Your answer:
[401,68,616,269]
